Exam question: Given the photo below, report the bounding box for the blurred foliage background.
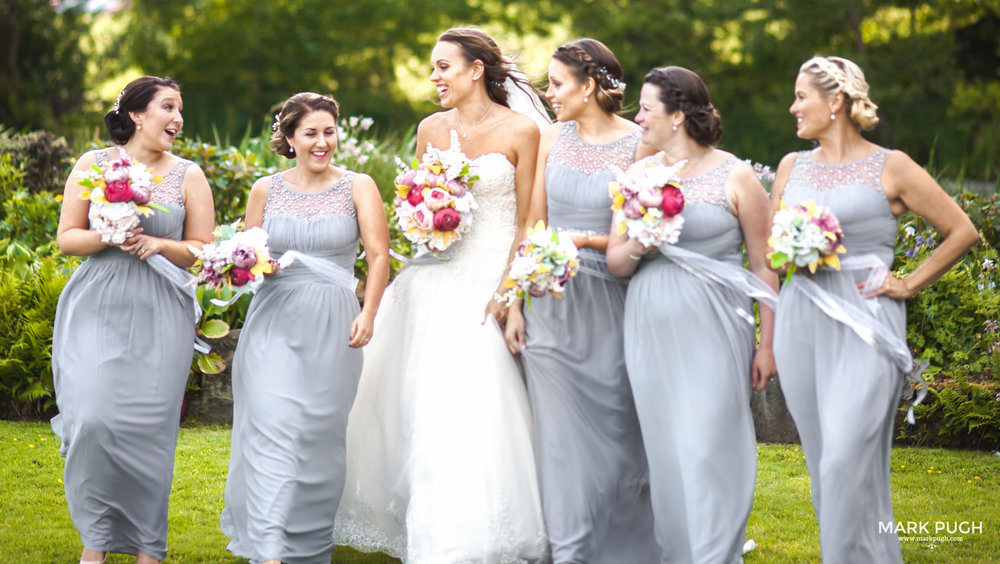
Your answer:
[1,0,998,178]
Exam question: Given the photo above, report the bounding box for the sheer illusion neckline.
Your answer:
[568,121,640,149]
[102,148,185,179]
[802,147,888,167]
[277,171,351,195]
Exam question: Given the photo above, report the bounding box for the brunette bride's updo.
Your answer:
[643,66,722,147]
[799,55,880,130]
[552,38,627,114]
[269,92,341,159]
[104,76,180,145]
[437,27,538,108]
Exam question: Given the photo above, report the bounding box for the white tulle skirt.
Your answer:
[334,259,549,563]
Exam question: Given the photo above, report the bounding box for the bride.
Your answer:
[334,27,550,563]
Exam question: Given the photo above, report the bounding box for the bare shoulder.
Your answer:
[883,149,922,177]
[351,171,377,191]
[776,151,800,172]
[501,108,541,139]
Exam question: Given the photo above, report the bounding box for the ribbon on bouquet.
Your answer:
[277,250,359,291]
[655,242,778,325]
[146,253,209,354]
[788,253,928,424]
[558,228,629,284]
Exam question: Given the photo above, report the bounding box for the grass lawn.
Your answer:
[1,422,997,563]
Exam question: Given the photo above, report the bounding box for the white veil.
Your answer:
[503,59,552,132]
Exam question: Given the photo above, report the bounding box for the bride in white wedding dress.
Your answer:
[333,27,550,563]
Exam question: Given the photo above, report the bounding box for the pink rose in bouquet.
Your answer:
[609,160,687,247]
[104,180,133,203]
[131,184,152,205]
[75,150,168,244]
[188,222,276,297]
[661,185,685,217]
[231,245,259,269]
[229,267,254,287]
[433,208,461,231]
[392,132,479,256]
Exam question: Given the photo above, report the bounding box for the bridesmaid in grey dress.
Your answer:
[504,39,659,563]
[770,56,977,563]
[607,66,778,564]
[51,76,215,564]
[220,93,389,564]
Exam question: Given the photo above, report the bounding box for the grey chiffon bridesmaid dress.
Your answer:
[774,148,905,563]
[522,121,659,563]
[624,157,757,564]
[51,149,197,561]
[221,171,363,564]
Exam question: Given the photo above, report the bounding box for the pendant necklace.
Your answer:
[457,104,493,138]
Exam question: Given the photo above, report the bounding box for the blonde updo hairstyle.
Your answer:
[799,56,879,130]
[552,38,627,114]
[269,92,341,159]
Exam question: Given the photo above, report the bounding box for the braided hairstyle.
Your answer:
[643,66,722,147]
[437,27,539,108]
[269,92,341,159]
[104,76,180,145]
[552,38,626,114]
[799,56,879,130]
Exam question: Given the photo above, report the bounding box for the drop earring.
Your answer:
[583,96,589,103]
[672,125,678,131]
[289,146,294,154]
[830,113,836,121]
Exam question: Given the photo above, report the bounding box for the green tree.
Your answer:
[0,0,90,131]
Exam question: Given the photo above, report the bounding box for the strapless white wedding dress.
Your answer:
[334,152,549,563]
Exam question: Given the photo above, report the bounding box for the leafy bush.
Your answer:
[894,188,1000,445]
[0,249,78,420]
[172,138,278,225]
[0,130,73,194]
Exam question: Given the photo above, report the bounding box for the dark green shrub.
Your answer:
[0,250,78,420]
[894,189,1000,445]
[0,130,74,194]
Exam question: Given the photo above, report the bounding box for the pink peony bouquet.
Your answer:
[392,134,478,257]
[767,199,846,283]
[496,220,580,308]
[609,160,686,247]
[188,221,277,296]
[76,151,168,244]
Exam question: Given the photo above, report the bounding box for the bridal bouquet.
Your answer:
[188,221,278,296]
[496,220,580,307]
[609,161,686,247]
[767,199,846,282]
[392,135,478,256]
[76,151,168,244]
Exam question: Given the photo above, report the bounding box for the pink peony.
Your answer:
[623,197,645,220]
[433,207,461,231]
[660,184,684,217]
[104,180,134,203]
[131,184,151,205]
[407,187,425,206]
[424,187,452,211]
[231,245,258,269]
[229,267,254,287]
[637,185,663,208]
[445,179,467,197]
[396,169,418,188]
[411,205,434,231]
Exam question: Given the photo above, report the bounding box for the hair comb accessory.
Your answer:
[597,66,626,91]
[112,89,125,113]
[271,113,281,132]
